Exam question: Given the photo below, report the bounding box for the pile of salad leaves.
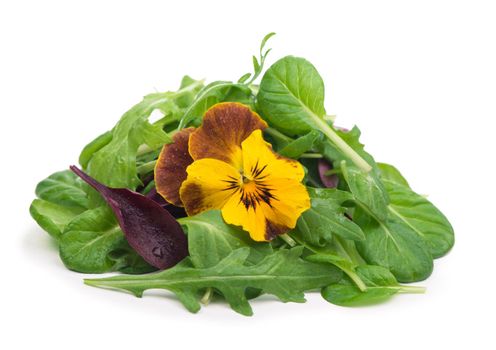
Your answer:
[30,34,454,316]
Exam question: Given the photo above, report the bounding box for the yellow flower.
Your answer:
[155,102,310,241]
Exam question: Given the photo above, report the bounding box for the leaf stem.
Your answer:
[300,153,323,159]
[264,127,293,143]
[312,117,372,173]
[280,233,297,247]
[200,287,214,305]
[398,285,426,294]
[137,160,157,175]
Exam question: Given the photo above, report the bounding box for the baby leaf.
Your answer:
[258,56,372,172]
[60,206,130,273]
[85,247,342,316]
[341,161,389,221]
[79,130,112,169]
[321,265,425,306]
[87,80,204,189]
[35,170,89,209]
[70,166,188,270]
[178,81,254,129]
[294,187,365,246]
[384,179,454,258]
[354,206,433,283]
[318,159,339,188]
[178,210,272,268]
[378,163,410,188]
[278,130,323,158]
[29,199,85,240]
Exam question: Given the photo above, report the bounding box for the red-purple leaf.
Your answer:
[70,166,188,270]
[318,159,339,188]
[146,187,187,218]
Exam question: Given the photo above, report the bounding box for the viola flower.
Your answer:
[155,102,310,241]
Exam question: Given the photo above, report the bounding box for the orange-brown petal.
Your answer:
[188,102,268,170]
[154,127,195,206]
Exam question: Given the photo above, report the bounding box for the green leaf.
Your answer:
[178,81,254,128]
[79,131,112,169]
[278,130,322,158]
[178,210,272,268]
[384,179,454,258]
[354,206,433,283]
[322,265,424,306]
[341,161,389,221]
[59,206,153,273]
[378,163,410,188]
[87,80,204,189]
[294,187,365,246]
[84,247,342,316]
[258,56,372,173]
[29,199,85,239]
[35,170,89,209]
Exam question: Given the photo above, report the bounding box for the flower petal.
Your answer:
[155,127,195,206]
[241,129,305,182]
[221,178,310,241]
[188,102,268,170]
[180,158,241,216]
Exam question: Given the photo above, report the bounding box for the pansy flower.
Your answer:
[155,102,310,241]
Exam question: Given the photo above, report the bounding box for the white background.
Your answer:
[1,1,495,349]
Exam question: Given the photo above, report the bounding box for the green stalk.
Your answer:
[300,153,323,159]
[264,127,293,143]
[137,160,157,175]
[398,285,426,294]
[312,117,372,173]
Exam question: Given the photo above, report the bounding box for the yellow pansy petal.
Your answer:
[221,178,310,241]
[188,102,267,170]
[241,129,305,182]
[221,194,269,242]
[180,158,241,216]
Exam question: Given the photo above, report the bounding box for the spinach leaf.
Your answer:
[87,80,203,189]
[178,81,254,129]
[59,206,153,274]
[178,210,272,268]
[29,199,85,240]
[322,265,425,306]
[384,179,454,258]
[278,130,323,158]
[35,170,89,209]
[378,162,410,188]
[354,206,433,283]
[85,247,342,316]
[341,161,389,221]
[294,187,365,246]
[258,56,372,172]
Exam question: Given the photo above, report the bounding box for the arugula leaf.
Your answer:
[79,131,113,169]
[354,206,433,283]
[59,206,153,273]
[294,187,365,246]
[29,199,85,240]
[278,130,322,158]
[178,81,254,129]
[258,56,372,172]
[87,80,204,189]
[238,32,276,85]
[384,179,454,258]
[35,170,89,209]
[178,210,272,268]
[341,161,389,221]
[378,162,410,188]
[85,247,342,316]
[321,265,425,306]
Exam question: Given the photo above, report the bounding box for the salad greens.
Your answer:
[30,34,454,315]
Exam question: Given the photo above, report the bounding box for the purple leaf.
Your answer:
[318,159,339,188]
[146,187,187,219]
[70,166,188,270]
